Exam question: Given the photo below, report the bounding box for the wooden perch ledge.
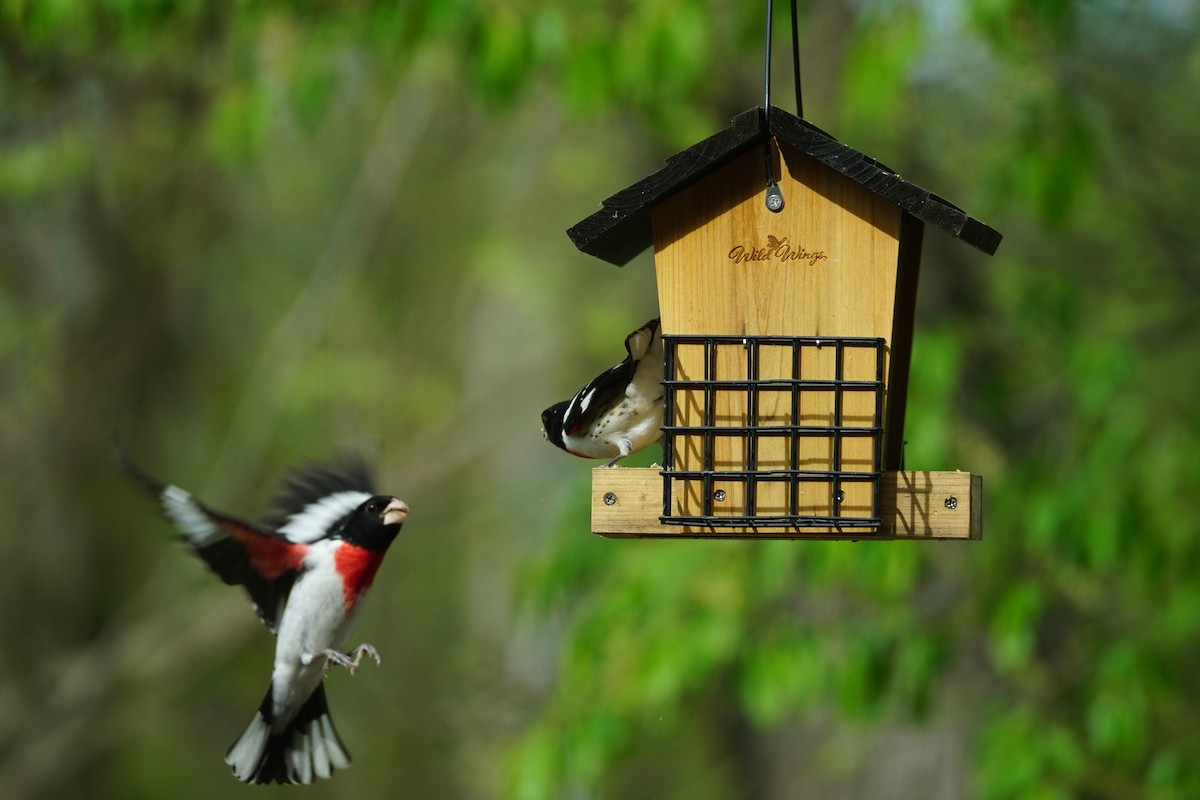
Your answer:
[591,468,982,540]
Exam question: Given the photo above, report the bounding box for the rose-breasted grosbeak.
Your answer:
[541,317,664,466]
[118,445,409,784]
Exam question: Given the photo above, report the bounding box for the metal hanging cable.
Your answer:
[790,0,803,117]
[763,0,803,211]
[763,0,784,212]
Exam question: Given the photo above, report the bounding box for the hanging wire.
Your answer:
[790,0,803,117]
[764,0,805,120]
[763,0,774,117]
[762,0,784,212]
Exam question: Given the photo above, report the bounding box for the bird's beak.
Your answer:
[382,498,409,527]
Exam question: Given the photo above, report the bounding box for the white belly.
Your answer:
[268,541,363,725]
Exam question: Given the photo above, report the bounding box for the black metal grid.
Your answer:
[660,335,886,530]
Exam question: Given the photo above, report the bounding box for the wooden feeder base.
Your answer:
[592,467,981,540]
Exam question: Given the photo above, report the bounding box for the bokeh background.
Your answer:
[3,1,1200,798]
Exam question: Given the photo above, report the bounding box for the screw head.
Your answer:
[603,492,617,506]
[765,188,785,212]
[944,496,958,510]
[713,489,727,502]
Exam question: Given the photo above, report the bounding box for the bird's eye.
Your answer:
[366,500,382,514]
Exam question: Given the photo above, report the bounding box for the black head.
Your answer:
[541,401,569,451]
[339,495,409,551]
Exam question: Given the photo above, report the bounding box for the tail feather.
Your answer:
[629,320,664,405]
[226,683,350,785]
[623,318,660,361]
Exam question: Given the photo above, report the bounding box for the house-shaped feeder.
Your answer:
[569,106,1001,540]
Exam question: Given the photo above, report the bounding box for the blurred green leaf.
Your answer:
[738,629,825,725]
[978,708,1083,800]
[0,127,91,198]
[1086,645,1150,764]
[840,4,923,132]
[204,81,270,162]
[988,581,1043,674]
[836,633,891,719]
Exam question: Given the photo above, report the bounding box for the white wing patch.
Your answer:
[278,491,371,543]
[578,387,597,413]
[566,385,594,422]
[161,485,221,546]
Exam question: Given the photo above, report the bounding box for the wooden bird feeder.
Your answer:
[568,106,1001,540]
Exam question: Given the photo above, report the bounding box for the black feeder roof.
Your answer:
[567,105,1002,266]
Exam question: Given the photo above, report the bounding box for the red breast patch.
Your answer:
[335,544,385,612]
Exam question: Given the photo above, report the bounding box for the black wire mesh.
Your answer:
[660,335,886,530]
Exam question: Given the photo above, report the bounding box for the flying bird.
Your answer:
[118,444,410,785]
[541,317,664,466]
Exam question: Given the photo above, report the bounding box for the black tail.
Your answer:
[225,683,351,785]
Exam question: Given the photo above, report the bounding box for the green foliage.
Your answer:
[967,0,1076,55]
[205,80,270,162]
[0,126,90,198]
[986,579,1041,674]
[839,3,923,133]
[998,92,1099,225]
[977,707,1083,800]
[511,507,946,795]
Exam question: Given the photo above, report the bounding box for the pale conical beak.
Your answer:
[383,498,409,527]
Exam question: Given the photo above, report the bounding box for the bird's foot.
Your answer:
[603,442,633,467]
[319,643,381,675]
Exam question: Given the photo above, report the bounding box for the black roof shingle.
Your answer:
[567,106,1002,266]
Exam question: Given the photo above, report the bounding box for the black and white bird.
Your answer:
[118,445,409,784]
[541,317,664,466]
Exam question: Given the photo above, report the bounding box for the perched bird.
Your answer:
[541,317,664,466]
[118,444,410,785]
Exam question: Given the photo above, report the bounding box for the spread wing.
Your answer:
[118,444,307,632]
[264,456,375,544]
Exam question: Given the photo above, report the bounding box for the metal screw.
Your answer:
[603,492,617,506]
[765,185,785,212]
[944,496,958,510]
[714,489,727,502]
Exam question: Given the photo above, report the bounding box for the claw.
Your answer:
[319,643,381,675]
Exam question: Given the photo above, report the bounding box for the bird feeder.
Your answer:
[569,106,1000,540]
